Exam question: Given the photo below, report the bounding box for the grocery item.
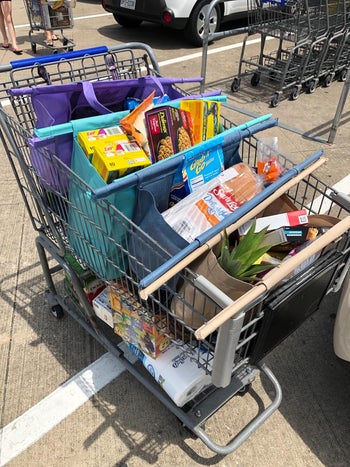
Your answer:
[92,288,114,328]
[169,136,225,206]
[127,342,212,407]
[162,163,263,243]
[91,140,151,183]
[108,281,170,358]
[78,125,129,161]
[145,105,194,163]
[179,99,221,144]
[120,90,155,156]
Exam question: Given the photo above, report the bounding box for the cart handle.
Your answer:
[193,362,282,455]
[0,42,162,74]
[194,213,350,340]
[138,150,324,296]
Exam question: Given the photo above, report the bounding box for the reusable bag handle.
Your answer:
[80,81,113,115]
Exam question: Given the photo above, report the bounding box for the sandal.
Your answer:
[12,48,23,55]
[44,40,53,47]
[51,34,59,41]
[2,42,9,49]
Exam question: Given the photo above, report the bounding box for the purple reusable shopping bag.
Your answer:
[9,76,207,128]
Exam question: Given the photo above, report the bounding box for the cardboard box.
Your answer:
[78,126,129,161]
[108,281,170,358]
[92,140,151,183]
[239,209,309,235]
[179,100,221,145]
[92,288,114,328]
[145,105,194,163]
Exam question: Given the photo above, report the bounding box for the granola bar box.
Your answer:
[145,105,194,163]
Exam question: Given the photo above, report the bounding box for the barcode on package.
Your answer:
[174,219,192,236]
[190,175,204,191]
[298,214,308,224]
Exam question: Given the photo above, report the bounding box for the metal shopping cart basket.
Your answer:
[1,43,350,455]
[24,0,75,53]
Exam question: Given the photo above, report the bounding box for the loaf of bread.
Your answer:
[162,163,262,243]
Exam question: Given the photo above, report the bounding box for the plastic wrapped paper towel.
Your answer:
[128,342,212,407]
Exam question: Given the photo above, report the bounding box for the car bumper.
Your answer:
[102,0,187,30]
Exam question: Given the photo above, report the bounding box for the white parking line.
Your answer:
[0,353,125,466]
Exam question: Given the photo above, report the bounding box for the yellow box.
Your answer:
[108,281,171,358]
[92,140,151,184]
[78,125,129,161]
[179,100,221,145]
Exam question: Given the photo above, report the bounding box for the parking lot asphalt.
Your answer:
[1,2,350,466]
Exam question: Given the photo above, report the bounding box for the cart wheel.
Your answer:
[270,93,279,107]
[31,42,37,54]
[51,305,64,319]
[251,73,260,87]
[306,80,316,94]
[322,74,332,87]
[231,77,241,93]
[338,69,348,82]
[63,38,68,46]
[290,86,300,100]
[238,383,252,396]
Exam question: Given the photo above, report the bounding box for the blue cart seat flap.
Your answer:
[138,149,324,290]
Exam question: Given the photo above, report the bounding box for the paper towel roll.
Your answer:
[129,342,212,407]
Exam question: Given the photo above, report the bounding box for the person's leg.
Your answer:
[1,1,21,51]
[0,4,9,47]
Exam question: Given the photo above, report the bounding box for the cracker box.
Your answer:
[145,105,194,163]
[78,125,129,161]
[92,140,151,183]
[108,281,170,358]
[92,288,114,328]
[179,100,221,145]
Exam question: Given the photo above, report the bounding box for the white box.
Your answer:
[92,288,114,328]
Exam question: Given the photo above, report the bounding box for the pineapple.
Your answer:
[218,220,276,283]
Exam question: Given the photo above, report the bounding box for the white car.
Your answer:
[101,0,248,47]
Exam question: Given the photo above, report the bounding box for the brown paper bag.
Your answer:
[171,249,252,329]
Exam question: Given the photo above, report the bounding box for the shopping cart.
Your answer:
[231,0,350,106]
[23,0,75,53]
[1,43,350,455]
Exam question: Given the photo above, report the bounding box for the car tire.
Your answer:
[113,13,142,27]
[184,0,221,47]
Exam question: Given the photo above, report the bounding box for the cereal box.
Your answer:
[78,125,129,161]
[108,281,170,358]
[144,105,194,163]
[179,100,221,145]
[92,140,151,183]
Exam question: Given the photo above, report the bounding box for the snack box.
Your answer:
[92,288,114,328]
[238,209,309,236]
[78,125,129,161]
[145,105,194,163]
[92,140,151,183]
[179,100,221,145]
[108,281,171,358]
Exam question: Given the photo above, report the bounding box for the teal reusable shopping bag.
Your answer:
[68,140,135,280]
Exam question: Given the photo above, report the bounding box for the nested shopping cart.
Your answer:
[231,0,350,106]
[0,43,350,455]
[24,0,75,53]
